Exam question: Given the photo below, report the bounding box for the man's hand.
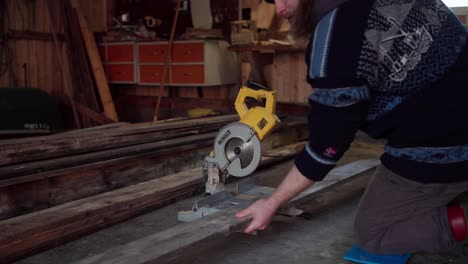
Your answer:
[235,165,314,234]
[236,198,280,234]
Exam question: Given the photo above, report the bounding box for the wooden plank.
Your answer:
[0,115,239,147]
[70,0,119,122]
[59,123,131,135]
[63,0,99,127]
[0,132,217,181]
[0,115,239,166]
[115,95,310,117]
[0,143,304,263]
[0,120,306,182]
[0,113,306,167]
[74,101,115,125]
[0,120,307,221]
[74,159,379,264]
[0,141,212,220]
[0,169,202,264]
[0,114,236,145]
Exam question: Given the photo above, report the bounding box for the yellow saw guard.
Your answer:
[235,84,280,141]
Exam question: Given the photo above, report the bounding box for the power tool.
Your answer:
[203,81,280,195]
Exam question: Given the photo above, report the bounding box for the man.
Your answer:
[236,0,468,255]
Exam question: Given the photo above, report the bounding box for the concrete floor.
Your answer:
[15,141,468,264]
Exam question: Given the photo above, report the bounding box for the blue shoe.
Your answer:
[344,245,411,264]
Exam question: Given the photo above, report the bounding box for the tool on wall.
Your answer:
[144,16,162,28]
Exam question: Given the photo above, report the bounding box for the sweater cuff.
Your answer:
[294,146,336,182]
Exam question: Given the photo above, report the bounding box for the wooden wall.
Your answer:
[457,15,467,25]
[0,0,66,99]
[0,0,309,127]
[0,0,110,99]
[268,52,310,104]
[452,6,468,25]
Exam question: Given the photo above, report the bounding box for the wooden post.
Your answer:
[70,0,119,122]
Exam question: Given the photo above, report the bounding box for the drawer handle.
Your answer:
[152,73,160,76]
[184,51,192,55]
[152,51,165,55]
[183,72,193,76]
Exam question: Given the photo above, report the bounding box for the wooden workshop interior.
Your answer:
[0,1,467,263]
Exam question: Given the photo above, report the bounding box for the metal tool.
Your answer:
[203,80,280,195]
[177,81,281,222]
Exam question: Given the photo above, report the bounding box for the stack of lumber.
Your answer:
[0,115,309,263]
[0,115,240,220]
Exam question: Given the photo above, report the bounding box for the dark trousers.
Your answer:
[354,164,468,254]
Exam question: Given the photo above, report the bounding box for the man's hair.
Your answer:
[289,0,316,39]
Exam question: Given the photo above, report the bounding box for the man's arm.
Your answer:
[236,165,314,234]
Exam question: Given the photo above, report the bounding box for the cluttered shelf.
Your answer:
[228,42,306,53]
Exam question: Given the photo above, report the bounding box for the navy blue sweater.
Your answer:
[294,0,468,183]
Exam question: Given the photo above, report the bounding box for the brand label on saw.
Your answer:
[257,118,268,130]
[217,129,231,145]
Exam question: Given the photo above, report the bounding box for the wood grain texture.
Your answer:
[0,115,238,166]
[70,0,118,122]
[74,159,379,264]
[0,142,305,263]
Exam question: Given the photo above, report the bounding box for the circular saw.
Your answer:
[204,81,280,195]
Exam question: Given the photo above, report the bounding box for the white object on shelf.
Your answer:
[191,0,213,29]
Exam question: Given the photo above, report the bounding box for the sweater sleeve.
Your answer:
[294,6,372,182]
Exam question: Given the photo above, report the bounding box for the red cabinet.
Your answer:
[99,40,239,86]
[99,42,136,84]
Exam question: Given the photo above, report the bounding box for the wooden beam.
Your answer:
[0,133,217,182]
[0,143,304,263]
[74,101,115,125]
[116,95,310,117]
[0,115,239,166]
[0,118,307,179]
[0,169,202,264]
[0,120,306,223]
[0,141,213,221]
[74,159,380,264]
[70,0,119,122]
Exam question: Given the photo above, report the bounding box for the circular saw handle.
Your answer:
[235,81,277,119]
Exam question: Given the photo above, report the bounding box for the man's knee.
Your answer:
[354,211,382,253]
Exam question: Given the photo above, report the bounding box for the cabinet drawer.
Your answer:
[171,65,204,84]
[107,64,135,83]
[172,43,204,63]
[138,44,169,63]
[107,44,134,62]
[139,65,166,83]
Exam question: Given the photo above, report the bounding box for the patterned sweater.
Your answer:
[295,0,468,183]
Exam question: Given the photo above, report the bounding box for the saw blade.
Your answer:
[211,122,262,177]
[225,137,254,169]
